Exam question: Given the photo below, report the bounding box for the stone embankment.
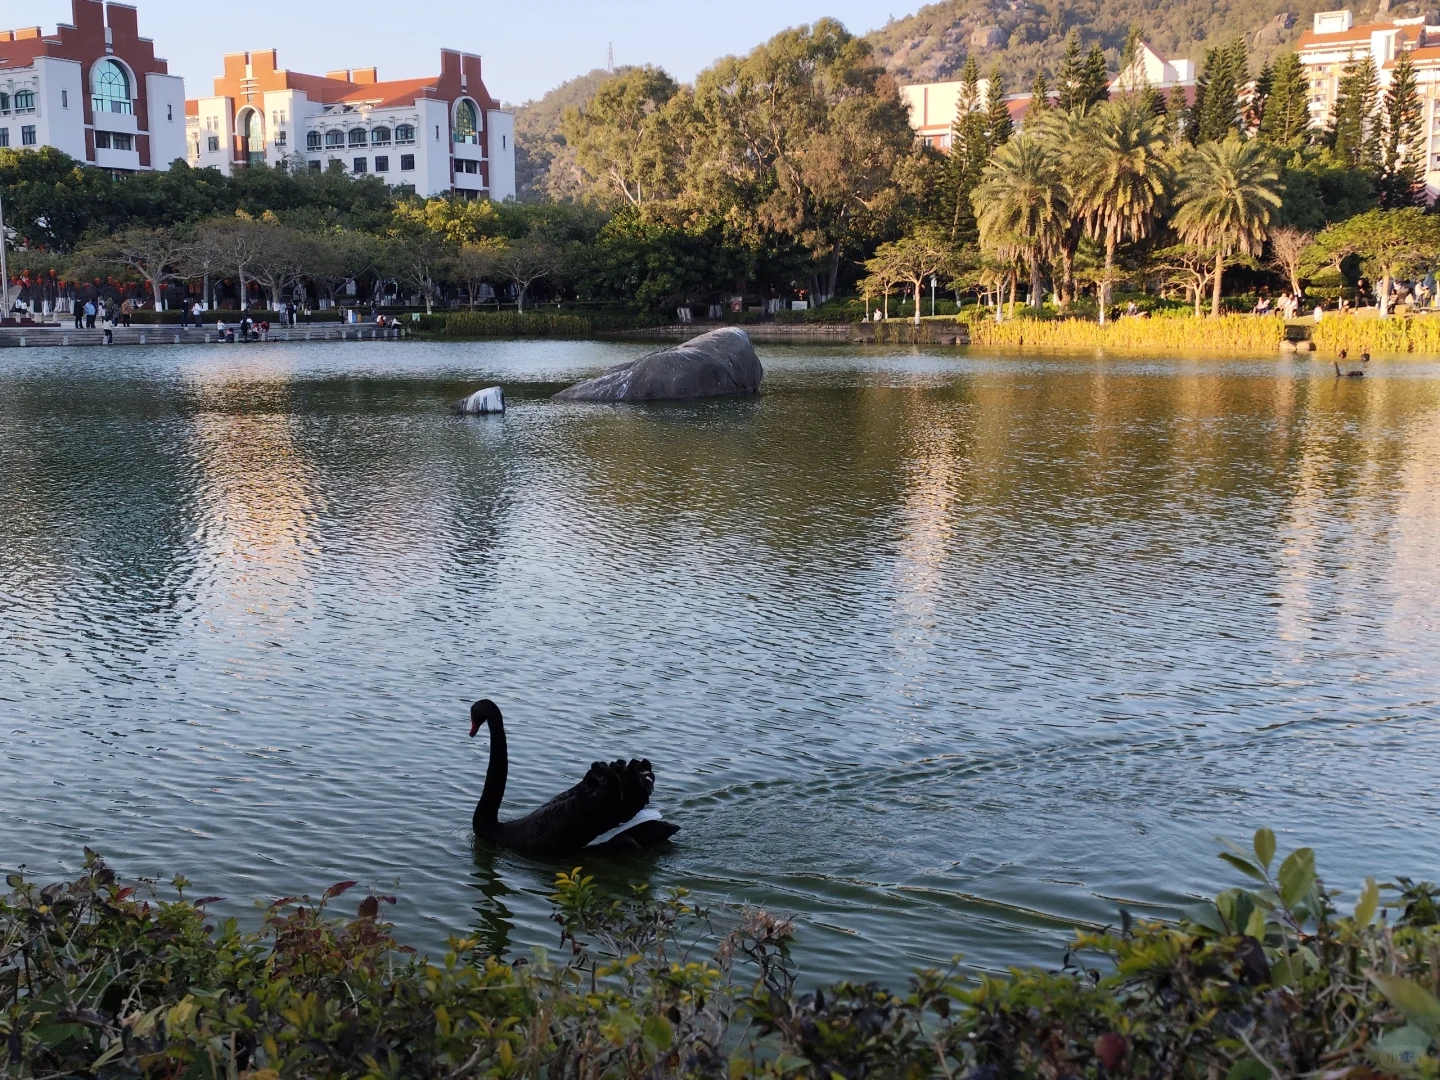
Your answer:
[0,325,406,349]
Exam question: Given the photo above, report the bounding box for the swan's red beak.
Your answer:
[469,718,481,738]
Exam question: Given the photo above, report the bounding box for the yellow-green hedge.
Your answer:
[1311,312,1440,354]
[964,313,1287,352]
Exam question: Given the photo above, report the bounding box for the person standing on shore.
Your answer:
[83,299,96,329]
[73,301,84,329]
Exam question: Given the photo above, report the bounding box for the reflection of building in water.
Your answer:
[188,406,322,617]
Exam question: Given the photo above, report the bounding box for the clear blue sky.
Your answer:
[30,0,906,105]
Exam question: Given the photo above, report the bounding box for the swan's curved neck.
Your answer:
[474,713,508,832]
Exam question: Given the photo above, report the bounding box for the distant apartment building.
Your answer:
[185,49,515,200]
[0,0,186,172]
[901,41,1196,149]
[1297,10,1440,188]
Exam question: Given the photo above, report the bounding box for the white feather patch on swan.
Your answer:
[587,806,664,847]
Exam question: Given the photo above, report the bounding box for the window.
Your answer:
[15,90,36,113]
[395,124,415,144]
[239,108,264,164]
[167,104,173,121]
[353,156,367,173]
[91,60,132,114]
[456,158,478,174]
[435,124,440,140]
[207,135,219,152]
[0,128,8,148]
[453,98,478,143]
[374,154,389,171]
[22,125,37,145]
[306,131,321,150]
[348,128,367,147]
[0,92,9,113]
[95,131,134,151]
[308,160,321,172]
[62,89,69,108]
[502,134,507,149]
[371,126,390,145]
[400,153,414,171]
[325,130,344,148]
[276,130,287,146]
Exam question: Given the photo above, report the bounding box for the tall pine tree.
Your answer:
[1257,51,1311,148]
[1329,53,1380,170]
[1378,48,1424,206]
[1168,85,1193,145]
[1193,40,1247,143]
[1081,43,1111,108]
[986,68,1014,145]
[1028,70,1052,117]
[946,56,991,246]
[1056,32,1087,111]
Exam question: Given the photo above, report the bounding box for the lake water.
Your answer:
[2,338,1438,984]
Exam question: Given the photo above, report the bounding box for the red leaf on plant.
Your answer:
[379,895,397,905]
[357,896,379,919]
[324,880,358,900]
[114,887,135,901]
[1095,1032,1127,1071]
[192,896,224,907]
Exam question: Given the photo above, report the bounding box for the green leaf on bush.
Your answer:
[1245,905,1267,939]
[642,1013,673,1051]
[1277,848,1315,908]
[1355,877,1380,926]
[1226,1057,1272,1080]
[1253,828,1276,871]
[1370,1024,1434,1071]
[1370,973,1440,1040]
[1219,852,1267,882]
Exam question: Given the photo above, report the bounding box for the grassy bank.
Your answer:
[1312,313,1440,354]
[420,311,669,338]
[4,836,1439,1079]
[964,313,1288,352]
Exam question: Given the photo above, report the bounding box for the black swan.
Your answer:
[1333,361,1364,379]
[468,699,679,854]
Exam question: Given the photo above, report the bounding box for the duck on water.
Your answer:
[468,699,679,855]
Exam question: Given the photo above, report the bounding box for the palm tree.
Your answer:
[972,134,1067,311]
[1030,107,1089,306]
[1173,137,1283,316]
[1067,100,1173,324]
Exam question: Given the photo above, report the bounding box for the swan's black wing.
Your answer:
[500,758,656,854]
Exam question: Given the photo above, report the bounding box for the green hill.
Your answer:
[864,0,1425,85]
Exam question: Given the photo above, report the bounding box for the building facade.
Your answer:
[900,41,1196,149]
[1297,10,1440,190]
[185,49,515,200]
[0,0,185,172]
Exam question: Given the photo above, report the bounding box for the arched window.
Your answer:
[325,130,344,148]
[239,109,264,164]
[371,126,391,146]
[395,124,415,144]
[348,128,367,147]
[14,89,36,112]
[91,59,132,115]
[453,99,478,144]
[306,130,322,151]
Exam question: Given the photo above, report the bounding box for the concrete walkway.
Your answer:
[0,325,408,349]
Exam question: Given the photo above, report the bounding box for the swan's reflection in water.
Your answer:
[467,840,676,961]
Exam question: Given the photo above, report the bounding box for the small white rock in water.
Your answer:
[457,386,505,414]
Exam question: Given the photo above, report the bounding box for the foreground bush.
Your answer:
[966,313,1287,353]
[3,835,1439,1079]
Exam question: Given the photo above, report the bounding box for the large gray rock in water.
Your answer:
[554,327,762,402]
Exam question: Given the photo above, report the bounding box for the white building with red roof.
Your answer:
[185,47,514,200]
[0,0,186,173]
[1297,9,1440,189]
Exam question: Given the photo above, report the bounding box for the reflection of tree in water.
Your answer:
[467,841,671,961]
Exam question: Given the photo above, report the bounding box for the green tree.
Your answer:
[1257,52,1312,149]
[562,66,685,208]
[1311,208,1440,316]
[1377,49,1424,208]
[1056,32,1088,112]
[1193,40,1247,143]
[865,227,955,325]
[986,68,1014,146]
[1166,85,1192,145]
[972,133,1067,310]
[1330,53,1379,170]
[1172,137,1283,315]
[1028,70,1052,118]
[1067,99,1173,322]
[945,57,991,246]
[1081,43,1111,109]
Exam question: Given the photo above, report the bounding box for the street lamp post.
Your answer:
[929,275,936,318]
[0,191,9,318]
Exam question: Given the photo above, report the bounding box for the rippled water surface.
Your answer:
[3,339,1439,982]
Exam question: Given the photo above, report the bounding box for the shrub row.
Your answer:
[119,310,347,325]
[1312,312,1440,354]
[3,835,1439,1079]
[964,312,1289,352]
[423,310,672,338]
